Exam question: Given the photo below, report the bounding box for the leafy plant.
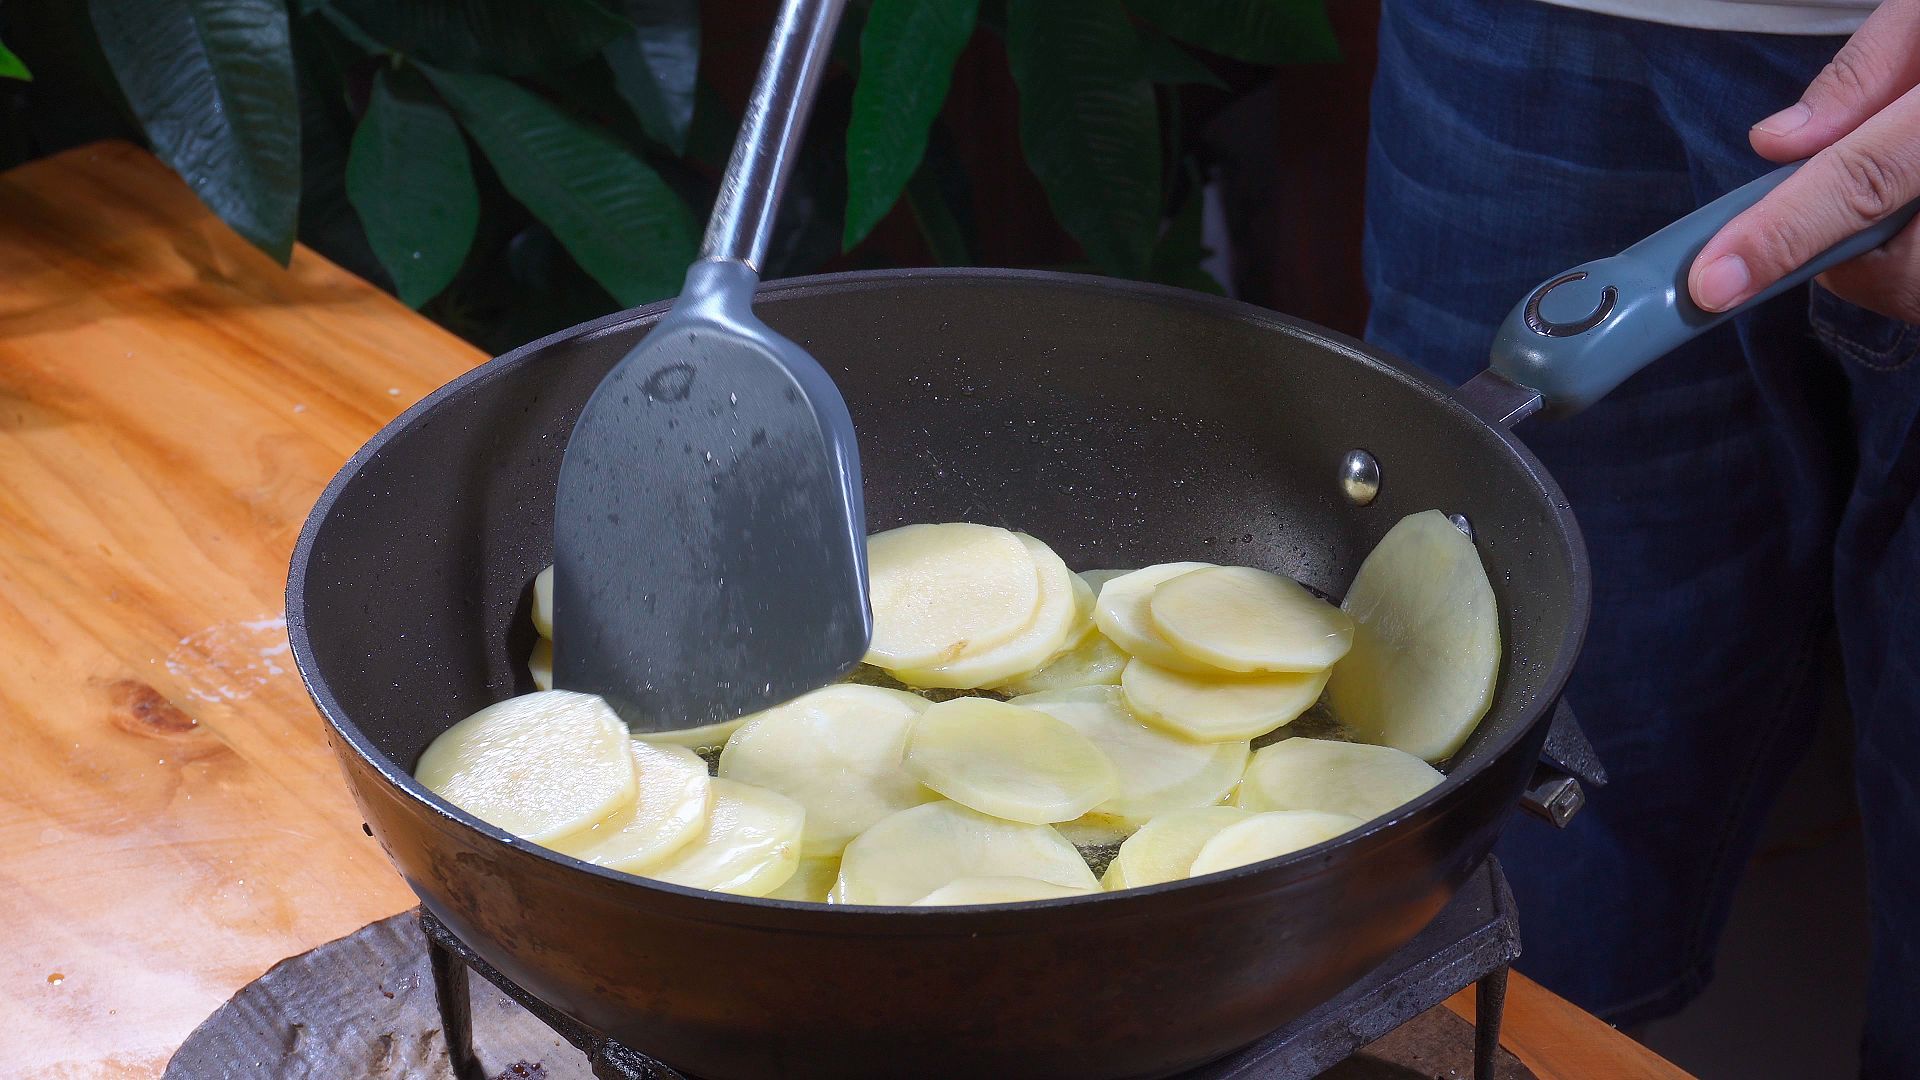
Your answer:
[345,66,477,306]
[0,38,33,81]
[3,0,1333,350]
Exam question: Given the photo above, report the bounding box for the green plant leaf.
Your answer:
[905,163,968,266]
[90,0,300,261]
[682,78,738,170]
[762,76,850,279]
[424,66,697,307]
[1125,0,1338,65]
[293,14,386,288]
[1149,179,1224,294]
[904,120,973,265]
[1138,26,1223,88]
[842,0,977,251]
[603,0,697,154]
[324,0,630,77]
[1005,0,1159,277]
[347,67,478,307]
[0,39,33,81]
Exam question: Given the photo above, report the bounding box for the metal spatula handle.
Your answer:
[703,0,847,270]
[551,0,868,731]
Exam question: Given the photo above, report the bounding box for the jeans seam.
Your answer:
[1811,289,1920,373]
[1820,326,1920,373]
[1599,961,1714,1028]
[1680,614,1828,974]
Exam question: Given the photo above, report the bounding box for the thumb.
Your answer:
[1750,0,1920,161]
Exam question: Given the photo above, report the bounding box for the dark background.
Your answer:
[694,0,1382,338]
[0,0,1382,349]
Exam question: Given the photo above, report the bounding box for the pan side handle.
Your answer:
[1519,700,1606,829]
[1480,161,1920,420]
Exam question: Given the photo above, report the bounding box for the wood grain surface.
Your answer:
[0,141,1686,1079]
[0,142,472,1076]
[1447,984,1695,1080]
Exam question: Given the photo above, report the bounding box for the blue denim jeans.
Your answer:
[1365,1,1920,1071]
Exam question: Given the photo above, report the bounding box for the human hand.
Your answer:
[1689,0,1920,321]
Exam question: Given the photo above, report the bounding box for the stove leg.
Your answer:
[427,927,486,1080]
[1473,964,1510,1080]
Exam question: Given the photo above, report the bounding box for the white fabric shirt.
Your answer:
[1533,0,1875,34]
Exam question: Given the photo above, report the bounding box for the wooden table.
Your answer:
[0,143,1689,1080]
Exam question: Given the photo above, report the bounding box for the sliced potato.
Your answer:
[912,876,1096,905]
[1056,814,1133,851]
[1149,565,1353,673]
[767,856,841,903]
[551,741,712,872]
[831,800,1097,905]
[528,638,553,691]
[1058,569,1099,649]
[1106,805,1252,889]
[532,565,554,638]
[718,684,935,857]
[1327,509,1501,761]
[837,684,934,712]
[416,690,636,844]
[1013,685,1247,826]
[904,697,1118,824]
[994,632,1129,695]
[640,778,804,896]
[1235,738,1444,822]
[890,535,1082,689]
[994,569,1123,694]
[1077,568,1131,592]
[1187,809,1363,877]
[1121,659,1329,742]
[642,716,749,752]
[865,523,1041,669]
[1092,562,1217,673]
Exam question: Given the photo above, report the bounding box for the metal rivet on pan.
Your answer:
[1449,513,1473,539]
[1339,450,1380,506]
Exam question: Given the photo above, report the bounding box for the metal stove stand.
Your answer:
[422,912,683,1080]
[423,859,1519,1080]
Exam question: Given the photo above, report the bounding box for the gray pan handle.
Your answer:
[1486,161,1920,417]
[700,0,846,272]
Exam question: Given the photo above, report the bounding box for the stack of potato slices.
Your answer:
[422,511,1498,904]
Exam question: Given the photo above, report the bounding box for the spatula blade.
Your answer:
[552,263,870,733]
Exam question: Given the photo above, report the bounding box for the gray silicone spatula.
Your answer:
[551,0,868,735]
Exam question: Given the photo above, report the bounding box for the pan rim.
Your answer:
[287,266,1590,922]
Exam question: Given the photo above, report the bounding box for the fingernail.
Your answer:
[1754,102,1811,137]
[1695,254,1751,311]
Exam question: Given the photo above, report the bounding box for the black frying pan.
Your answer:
[287,167,1908,1079]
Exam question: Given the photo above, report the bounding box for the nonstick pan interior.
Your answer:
[289,269,1587,1080]
[296,269,1582,784]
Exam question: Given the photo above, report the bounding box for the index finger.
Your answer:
[1750,0,1920,161]
[1690,83,1920,312]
